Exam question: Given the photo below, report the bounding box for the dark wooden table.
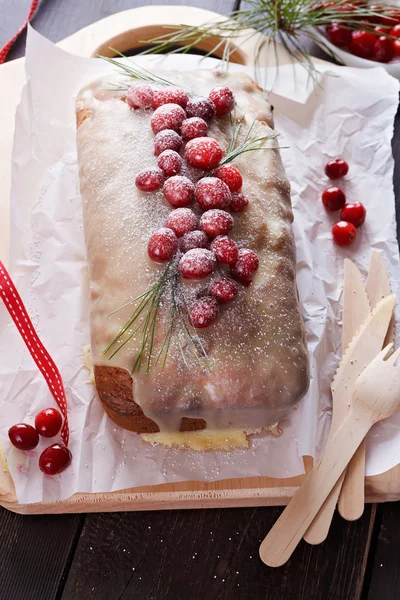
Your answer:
[1,1,400,598]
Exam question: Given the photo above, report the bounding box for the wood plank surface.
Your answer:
[365,503,400,600]
[0,506,84,600]
[61,505,375,600]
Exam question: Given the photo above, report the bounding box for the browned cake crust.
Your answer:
[95,365,206,433]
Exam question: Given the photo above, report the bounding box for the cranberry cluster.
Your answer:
[322,159,366,246]
[130,82,259,328]
[325,3,400,63]
[8,408,72,475]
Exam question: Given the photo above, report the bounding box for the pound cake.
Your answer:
[76,65,309,434]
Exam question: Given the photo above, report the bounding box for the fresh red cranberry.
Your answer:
[151,103,186,134]
[157,150,182,176]
[374,36,395,61]
[324,158,349,179]
[180,230,209,253]
[135,168,164,192]
[163,176,195,207]
[189,297,219,328]
[209,277,238,304]
[195,177,231,210]
[327,24,352,47]
[332,221,357,246]
[184,137,224,170]
[214,164,243,192]
[165,208,198,237]
[230,192,249,212]
[340,202,366,227]
[8,423,39,451]
[148,228,178,262]
[178,248,216,279]
[367,4,384,24]
[391,24,400,38]
[349,30,376,58]
[200,209,233,238]
[230,248,259,283]
[210,236,239,265]
[39,444,72,475]
[208,86,235,117]
[126,83,154,109]
[186,97,216,121]
[381,9,400,27]
[35,408,62,438]
[181,117,208,140]
[153,130,182,156]
[393,39,400,56]
[322,187,346,211]
[374,25,388,35]
[151,86,189,109]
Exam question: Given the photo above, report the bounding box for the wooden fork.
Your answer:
[260,343,400,568]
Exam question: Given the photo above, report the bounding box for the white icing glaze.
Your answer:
[76,69,309,431]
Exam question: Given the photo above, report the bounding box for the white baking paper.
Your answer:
[1,27,400,503]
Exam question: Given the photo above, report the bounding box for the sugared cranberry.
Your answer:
[151,103,186,134]
[230,248,259,283]
[327,24,352,47]
[214,164,243,192]
[180,230,209,253]
[189,297,219,328]
[349,30,376,58]
[39,444,72,475]
[157,150,182,176]
[148,228,178,262]
[208,86,235,117]
[35,408,62,438]
[181,117,208,140]
[126,83,154,109]
[200,209,233,238]
[374,36,395,62]
[163,176,195,207]
[332,221,357,246]
[151,87,189,109]
[184,137,224,170]
[178,248,216,279]
[153,130,182,156]
[135,168,164,192]
[165,208,198,237]
[230,192,249,212]
[195,177,231,210]
[340,202,366,227]
[209,277,238,304]
[186,97,216,121]
[8,423,39,451]
[211,236,239,265]
[324,158,349,179]
[322,186,346,211]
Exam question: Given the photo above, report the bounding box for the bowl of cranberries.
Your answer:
[316,4,400,77]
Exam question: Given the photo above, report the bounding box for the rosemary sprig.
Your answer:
[222,111,280,165]
[136,1,400,83]
[104,261,210,374]
[100,48,195,95]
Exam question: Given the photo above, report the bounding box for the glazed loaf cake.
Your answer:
[76,67,309,434]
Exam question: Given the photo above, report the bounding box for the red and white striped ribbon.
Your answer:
[0,0,40,64]
[0,261,69,446]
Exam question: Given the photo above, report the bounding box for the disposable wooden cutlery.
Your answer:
[260,341,400,567]
[304,257,393,544]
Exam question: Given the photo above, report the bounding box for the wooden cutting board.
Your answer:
[1,4,400,515]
